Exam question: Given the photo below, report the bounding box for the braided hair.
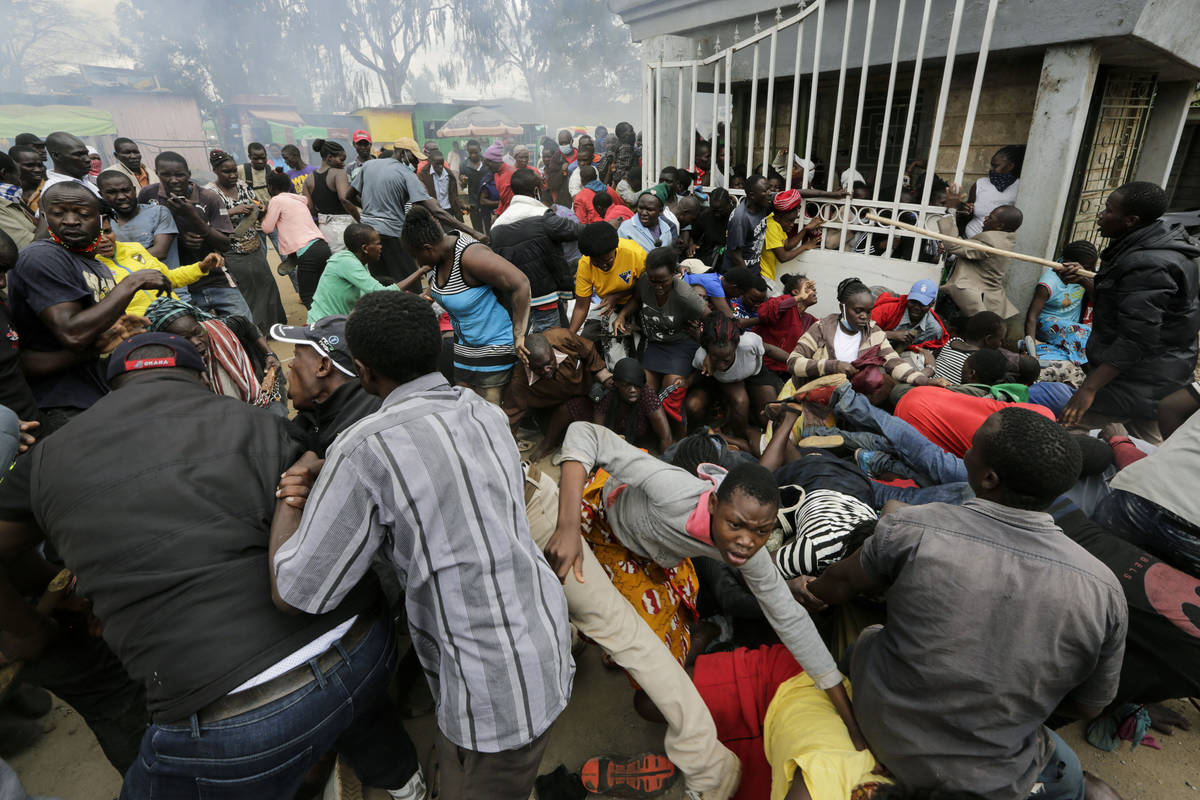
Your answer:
[666,432,721,475]
[700,312,741,350]
[399,203,445,251]
[836,277,871,304]
[312,138,345,162]
[208,149,236,171]
[1061,239,1099,266]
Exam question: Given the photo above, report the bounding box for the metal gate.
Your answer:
[1063,71,1158,249]
[642,0,1005,309]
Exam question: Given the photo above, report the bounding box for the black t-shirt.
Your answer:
[1052,500,1200,705]
[0,301,39,420]
[460,159,486,208]
[693,207,732,268]
[137,183,234,291]
[7,240,113,411]
[774,450,875,507]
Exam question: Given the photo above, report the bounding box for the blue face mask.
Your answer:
[559,144,574,155]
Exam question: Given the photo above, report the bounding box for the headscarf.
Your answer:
[146,297,212,332]
[145,298,260,403]
[773,189,802,212]
[585,178,607,193]
[87,146,102,177]
[483,141,505,161]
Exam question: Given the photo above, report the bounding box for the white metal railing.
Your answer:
[644,0,1003,279]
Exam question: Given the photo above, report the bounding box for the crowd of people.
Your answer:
[0,119,1196,800]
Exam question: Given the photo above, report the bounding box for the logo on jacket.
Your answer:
[620,271,633,284]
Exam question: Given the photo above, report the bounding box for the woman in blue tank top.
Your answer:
[401,204,531,403]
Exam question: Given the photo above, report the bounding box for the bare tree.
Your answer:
[328,0,454,104]
[0,0,92,91]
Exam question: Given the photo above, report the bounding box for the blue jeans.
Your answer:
[258,230,281,258]
[833,385,968,484]
[188,286,253,319]
[1094,489,1200,577]
[529,305,562,334]
[120,616,419,799]
[872,481,974,507]
[1030,728,1084,800]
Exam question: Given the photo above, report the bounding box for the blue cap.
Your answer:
[107,332,207,382]
[908,278,938,306]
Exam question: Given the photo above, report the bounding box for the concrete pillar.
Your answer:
[1009,43,1101,325]
[1134,80,1195,187]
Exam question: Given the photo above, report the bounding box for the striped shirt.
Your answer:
[787,314,928,386]
[273,373,573,752]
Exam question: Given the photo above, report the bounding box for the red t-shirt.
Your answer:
[494,164,516,214]
[895,386,1056,457]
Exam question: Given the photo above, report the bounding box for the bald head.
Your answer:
[986,204,1023,233]
[524,333,559,380]
[676,195,702,227]
[45,132,91,178]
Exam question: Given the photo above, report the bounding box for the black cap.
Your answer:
[106,332,207,382]
[612,357,646,386]
[269,316,356,376]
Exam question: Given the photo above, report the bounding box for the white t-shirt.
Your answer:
[693,332,765,383]
[833,325,862,363]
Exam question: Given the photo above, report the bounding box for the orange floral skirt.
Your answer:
[581,469,699,672]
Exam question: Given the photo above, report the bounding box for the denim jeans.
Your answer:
[529,306,562,334]
[1029,728,1084,800]
[188,286,253,319]
[1094,489,1200,577]
[258,230,281,258]
[833,385,968,484]
[120,616,419,799]
[871,481,974,507]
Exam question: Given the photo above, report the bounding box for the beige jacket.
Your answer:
[936,215,1019,318]
[110,158,158,190]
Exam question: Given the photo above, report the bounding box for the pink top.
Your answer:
[261,192,325,255]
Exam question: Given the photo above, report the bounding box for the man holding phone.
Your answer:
[138,151,248,317]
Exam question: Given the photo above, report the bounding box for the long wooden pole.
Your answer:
[863,212,1096,278]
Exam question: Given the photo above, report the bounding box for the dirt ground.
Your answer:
[7,256,1200,799]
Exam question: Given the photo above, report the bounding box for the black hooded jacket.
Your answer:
[1088,220,1200,417]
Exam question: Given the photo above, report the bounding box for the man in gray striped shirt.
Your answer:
[269,292,573,800]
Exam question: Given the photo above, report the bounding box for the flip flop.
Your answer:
[580,753,678,798]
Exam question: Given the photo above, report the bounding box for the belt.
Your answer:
[195,614,374,724]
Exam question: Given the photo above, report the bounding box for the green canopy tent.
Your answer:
[0,105,117,138]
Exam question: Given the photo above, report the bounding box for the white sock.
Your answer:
[387,768,426,800]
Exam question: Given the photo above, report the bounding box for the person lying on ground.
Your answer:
[801,408,1128,800]
[502,328,612,460]
[527,420,866,799]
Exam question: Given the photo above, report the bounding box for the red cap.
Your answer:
[352,129,371,143]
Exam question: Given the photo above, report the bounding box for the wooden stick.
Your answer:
[863,212,1097,278]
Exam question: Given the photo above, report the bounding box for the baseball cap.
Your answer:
[393,136,421,155]
[908,278,938,306]
[352,129,371,143]
[269,316,356,377]
[680,258,711,274]
[106,332,206,382]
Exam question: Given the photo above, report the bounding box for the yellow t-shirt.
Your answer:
[760,214,787,282]
[764,672,891,800]
[95,241,207,317]
[574,238,647,300]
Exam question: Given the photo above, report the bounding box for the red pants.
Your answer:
[691,645,803,800]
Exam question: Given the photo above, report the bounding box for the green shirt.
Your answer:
[307,249,398,323]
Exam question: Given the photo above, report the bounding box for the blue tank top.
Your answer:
[429,232,515,373]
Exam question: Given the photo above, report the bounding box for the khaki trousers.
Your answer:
[524,468,736,794]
